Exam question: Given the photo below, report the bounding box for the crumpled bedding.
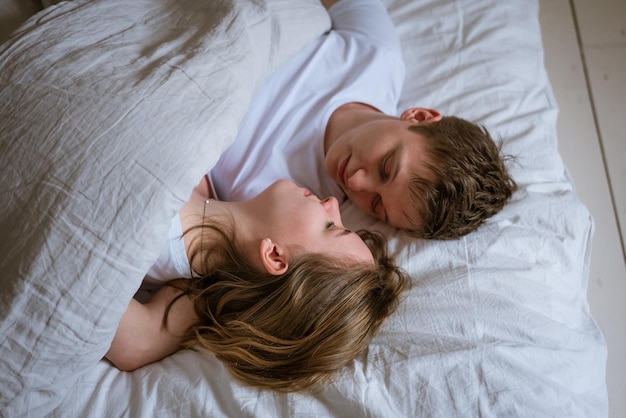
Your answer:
[0,0,608,416]
[0,0,329,414]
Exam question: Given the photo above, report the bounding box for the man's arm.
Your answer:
[105,284,198,371]
[319,0,400,50]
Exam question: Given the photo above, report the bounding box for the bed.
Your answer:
[0,0,608,416]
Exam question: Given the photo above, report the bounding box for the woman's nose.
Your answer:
[321,196,338,209]
[321,196,341,215]
[321,197,343,223]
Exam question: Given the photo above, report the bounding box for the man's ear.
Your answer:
[259,238,288,276]
[400,107,442,124]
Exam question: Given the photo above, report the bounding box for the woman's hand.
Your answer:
[105,283,198,371]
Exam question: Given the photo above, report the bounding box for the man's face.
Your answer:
[324,118,433,230]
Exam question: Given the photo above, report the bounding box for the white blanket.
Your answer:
[0,0,329,414]
[0,0,608,416]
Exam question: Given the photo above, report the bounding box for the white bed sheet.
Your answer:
[0,0,608,416]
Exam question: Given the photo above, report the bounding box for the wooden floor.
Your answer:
[539,0,626,416]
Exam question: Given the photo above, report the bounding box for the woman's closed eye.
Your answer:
[326,220,354,236]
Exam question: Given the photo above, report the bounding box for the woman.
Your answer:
[106,178,409,392]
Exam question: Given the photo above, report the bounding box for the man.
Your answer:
[210,0,516,239]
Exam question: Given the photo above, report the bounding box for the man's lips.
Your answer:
[337,155,350,188]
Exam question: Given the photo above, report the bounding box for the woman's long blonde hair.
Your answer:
[167,220,409,392]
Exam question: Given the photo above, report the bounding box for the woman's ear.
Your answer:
[400,107,442,123]
[259,238,288,275]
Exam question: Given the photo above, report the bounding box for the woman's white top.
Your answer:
[144,214,195,285]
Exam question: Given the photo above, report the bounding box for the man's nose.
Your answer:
[347,168,374,192]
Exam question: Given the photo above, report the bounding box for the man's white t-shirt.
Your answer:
[210,0,405,201]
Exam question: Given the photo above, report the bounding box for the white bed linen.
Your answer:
[0,0,608,416]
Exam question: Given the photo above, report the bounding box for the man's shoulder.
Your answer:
[328,0,400,51]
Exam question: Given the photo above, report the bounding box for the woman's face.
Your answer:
[254,180,374,264]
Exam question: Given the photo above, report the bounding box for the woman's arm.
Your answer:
[105,284,198,371]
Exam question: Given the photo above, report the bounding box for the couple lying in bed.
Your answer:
[106,0,516,392]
